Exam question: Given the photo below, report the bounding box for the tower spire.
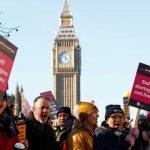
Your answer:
[61,0,72,17]
[56,0,77,39]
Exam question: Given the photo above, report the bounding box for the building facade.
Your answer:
[52,0,81,111]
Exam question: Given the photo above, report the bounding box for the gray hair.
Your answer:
[33,96,50,107]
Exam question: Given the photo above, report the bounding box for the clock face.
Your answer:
[58,51,72,65]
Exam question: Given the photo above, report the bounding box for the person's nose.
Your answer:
[43,108,47,112]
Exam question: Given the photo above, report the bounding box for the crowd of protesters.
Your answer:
[1,92,150,150]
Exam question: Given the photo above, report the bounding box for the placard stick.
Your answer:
[133,108,141,127]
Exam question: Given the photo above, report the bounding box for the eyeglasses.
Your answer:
[109,114,124,120]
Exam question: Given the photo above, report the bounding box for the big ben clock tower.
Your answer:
[53,0,81,111]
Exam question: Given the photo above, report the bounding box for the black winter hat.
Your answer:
[63,107,71,115]
[57,107,71,116]
[105,104,124,120]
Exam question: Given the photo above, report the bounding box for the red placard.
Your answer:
[129,63,150,111]
[0,52,13,91]
[0,35,18,100]
[40,91,54,99]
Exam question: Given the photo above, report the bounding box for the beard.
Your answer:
[40,117,48,124]
[34,111,50,124]
[40,113,49,124]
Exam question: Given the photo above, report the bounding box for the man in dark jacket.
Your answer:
[26,96,58,150]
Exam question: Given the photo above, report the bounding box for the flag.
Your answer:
[22,95,31,117]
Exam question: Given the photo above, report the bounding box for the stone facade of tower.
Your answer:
[53,0,81,112]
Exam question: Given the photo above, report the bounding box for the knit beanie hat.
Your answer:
[57,107,68,116]
[105,104,124,120]
[62,107,71,115]
[78,102,98,121]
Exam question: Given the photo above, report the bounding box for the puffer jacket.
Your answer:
[93,126,131,150]
[67,125,94,150]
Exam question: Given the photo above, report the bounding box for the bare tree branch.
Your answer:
[0,18,20,38]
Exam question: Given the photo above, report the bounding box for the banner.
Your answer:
[129,63,150,111]
[40,91,58,120]
[22,95,31,117]
[0,35,18,100]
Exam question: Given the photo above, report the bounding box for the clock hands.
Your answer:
[58,51,71,65]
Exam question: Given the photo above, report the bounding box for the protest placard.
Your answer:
[129,63,150,111]
[129,63,150,126]
[0,35,18,100]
